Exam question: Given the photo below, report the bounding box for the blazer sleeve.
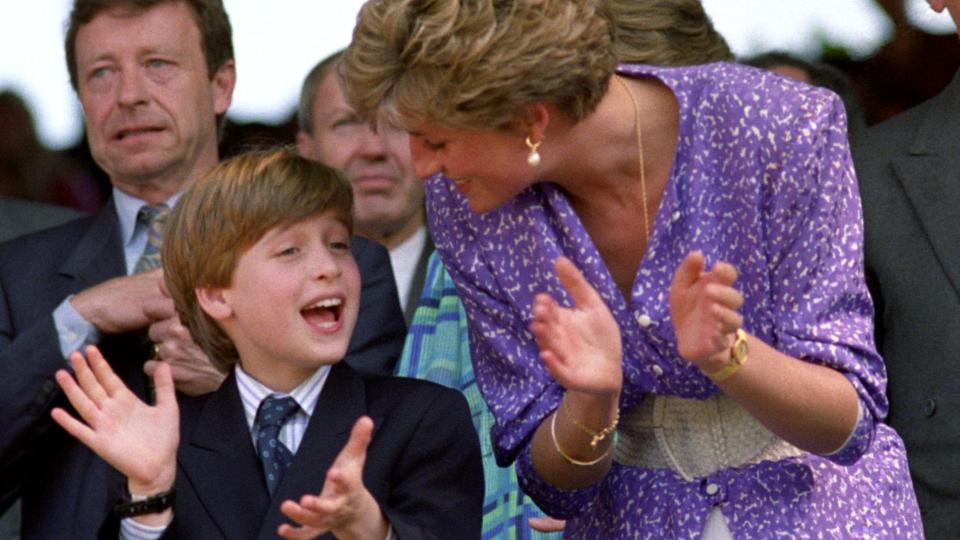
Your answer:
[379,384,484,539]
[0,267,77,508]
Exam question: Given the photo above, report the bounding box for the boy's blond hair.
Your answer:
[162,148,353,372]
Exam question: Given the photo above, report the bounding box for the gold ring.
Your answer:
[153,342,161,359]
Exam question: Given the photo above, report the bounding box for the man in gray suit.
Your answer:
[0,197,82,244]
[853,1,960,536]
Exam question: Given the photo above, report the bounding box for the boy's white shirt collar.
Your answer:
[235,363,331,431]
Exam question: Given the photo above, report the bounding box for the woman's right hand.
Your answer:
[51,345,179,497]
[530,257,622,396]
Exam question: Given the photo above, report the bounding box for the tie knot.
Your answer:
[257,395,300,430]
[137,203,170,227]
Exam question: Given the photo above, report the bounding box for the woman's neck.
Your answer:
[546,74,679,214]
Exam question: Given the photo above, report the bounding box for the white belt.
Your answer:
[613,394,803,481]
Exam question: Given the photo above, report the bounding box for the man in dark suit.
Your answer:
[852,1,960,536]
[298,51,433,324]
[0,196,83,540]
[0,1,404,538]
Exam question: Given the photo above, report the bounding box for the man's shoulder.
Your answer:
[0,197,87,244]
[0,211,100,276]
[855,75,959,160]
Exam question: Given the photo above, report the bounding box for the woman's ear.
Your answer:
[196,287,232,320]
[516,102,552,142]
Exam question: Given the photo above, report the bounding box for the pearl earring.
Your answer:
[525,135,542,167]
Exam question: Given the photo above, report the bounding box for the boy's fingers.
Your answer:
[152,363,178,410]
[70,351,108,406]
[85,346,125,397]
[671,251,705,291]
[337,417,373,466]
[277,520,324,540]
[55,369,101,423]
[51,407,97,449]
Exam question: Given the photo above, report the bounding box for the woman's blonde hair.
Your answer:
[341,0,618,131]
[161,148,353,372]
[610,0,732,65]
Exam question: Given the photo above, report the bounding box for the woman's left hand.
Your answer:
[669,251,744,369]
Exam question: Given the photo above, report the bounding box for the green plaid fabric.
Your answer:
[133,204,170,274]
[397,253,560,540]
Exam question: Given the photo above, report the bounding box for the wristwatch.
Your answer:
[112,487,176,518]
[706,328,748,382]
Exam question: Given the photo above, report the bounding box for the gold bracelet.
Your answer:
[550,411,614,467]
[562,399,619,449]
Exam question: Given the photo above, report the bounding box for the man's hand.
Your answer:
[144,283,226,396]
[277,417,389,540]
[51,345,179,495]
[69,269,166,334]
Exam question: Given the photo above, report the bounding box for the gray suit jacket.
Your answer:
[853,69,960,539]
[0,197,83,244]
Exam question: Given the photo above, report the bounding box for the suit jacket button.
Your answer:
[924,398,937,417]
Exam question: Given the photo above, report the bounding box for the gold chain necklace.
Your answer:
[613,76,650,244]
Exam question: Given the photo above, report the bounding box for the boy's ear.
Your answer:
[195,287,232,320]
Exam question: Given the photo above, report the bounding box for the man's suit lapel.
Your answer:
[257,363,377,539]
[58,202,126,289]
[179,373,272,539]
[891,71,960,301]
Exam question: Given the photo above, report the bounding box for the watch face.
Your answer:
[730,332,747,364]
[733,337,748,363]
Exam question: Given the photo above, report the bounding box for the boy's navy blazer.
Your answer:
[0,202,407,539]
[133,362,483,539]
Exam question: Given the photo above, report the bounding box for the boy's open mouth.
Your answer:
[301,297,343,329]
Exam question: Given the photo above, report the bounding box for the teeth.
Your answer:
[305,298,342,310]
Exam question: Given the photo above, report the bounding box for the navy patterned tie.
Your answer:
[255,395,300,496]
[133,204,170,274]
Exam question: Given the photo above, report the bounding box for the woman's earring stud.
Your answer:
[525,135,542,167]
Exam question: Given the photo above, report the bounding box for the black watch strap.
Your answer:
[113,487,176,518]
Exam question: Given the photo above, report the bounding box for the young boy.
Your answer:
[50,149,483,539]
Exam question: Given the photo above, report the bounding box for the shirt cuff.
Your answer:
[119,516,168,540]
[53,296,99,361]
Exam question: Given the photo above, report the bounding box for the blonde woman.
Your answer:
[342,0,923,537]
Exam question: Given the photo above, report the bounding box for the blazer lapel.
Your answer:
[257,363,376,539]
[179,373,272,539]
[58,203,125,289]
[891,72,960,301]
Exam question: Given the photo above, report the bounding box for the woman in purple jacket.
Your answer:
[342,1,923,537]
